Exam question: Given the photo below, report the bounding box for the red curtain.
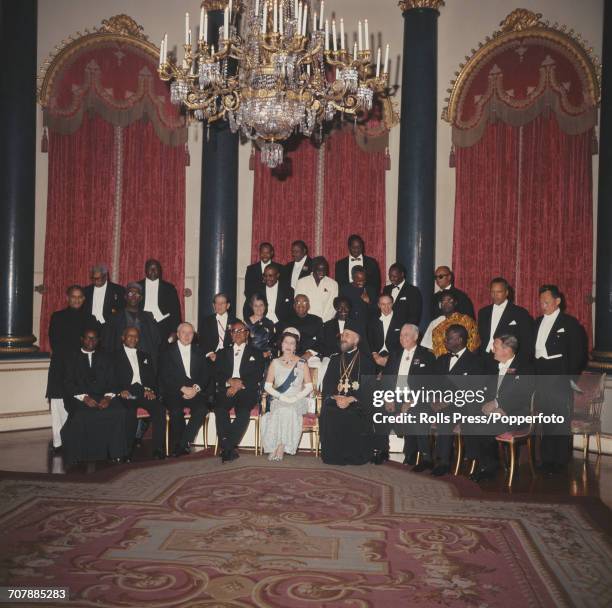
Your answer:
[251,138,318,263]
[452,123,521,313]
[119,120,186,313]
[39,115,116,351]
[322,128,387,279]
[517,115,593,335]
[452,117,593,338]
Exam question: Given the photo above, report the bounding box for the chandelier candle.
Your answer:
[159,0,389,168]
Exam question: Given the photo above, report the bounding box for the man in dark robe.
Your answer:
[61,328,128,466]
[320,321,376,465]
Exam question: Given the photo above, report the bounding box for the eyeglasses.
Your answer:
[229,328,248,334]
[434,273,450,280]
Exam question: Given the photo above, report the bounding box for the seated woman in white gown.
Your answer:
[261,328,313,461]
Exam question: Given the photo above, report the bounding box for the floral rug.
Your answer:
[0,454,611,607]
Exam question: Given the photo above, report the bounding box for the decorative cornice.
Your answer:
[201,0,243,11]
[99,14,146,39]
[442,8,601,124]
[399,0,445,13]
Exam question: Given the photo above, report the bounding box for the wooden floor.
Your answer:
[0,428,611,509]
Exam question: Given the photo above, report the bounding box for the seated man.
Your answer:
[115,327,167,460]
[278,295,324,362]
[412,325,483,476]
[61,328,128,466]
[215,320,265,462]
[465,334,535,482]
[320,321,376,465]
[379,323,436,465]
[159,322,211,456]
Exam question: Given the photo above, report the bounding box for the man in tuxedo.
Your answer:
[61,328,128,466]
[138,259,181,343]
[367,294,403,370]
[431,266,475,319]
[381,262,422,326]
[413,325,483,476]
[277,295,323,360]
[283,240,312,290]
[83,264,125,327]
[321,297,352,357]
[320,321,376,465]
[422,292,480,357]
[244,242,281,301]
[159,322,211,456]
[115,327,167,459]
[533,285,586,473]
[339,266,378,324]
[103,283,161,370]
[201,293,236,363]
[46,285,97,454]
[295,257,338,322]
[478,277,534,361]
[243,264,294,323]
[378,324,436,465]
[215,320,265,462]
[335,234,381,294]
[465,334,535,482]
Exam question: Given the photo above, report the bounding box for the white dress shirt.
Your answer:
[215,312,228,352]
[91,282,108,324]
[260,260,271,275]
[291,257,307,290]
[487,299,508,352]
[397,345,417,381]
[178,341,192,378]
[124,345,142,385]
[295,275,339,322]
[391,279,405,303]
[338,319,346,334]
[232,343,246,378]
[420,315,445,350]
[496,355,515,393]
[379,312,394,352]
[266,282,279,324]
[144,278,169,323]
[348,254,364,282]
[535,308,561,359]
[448,347,466,371]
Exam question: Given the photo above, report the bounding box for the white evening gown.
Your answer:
[260,358,310,454]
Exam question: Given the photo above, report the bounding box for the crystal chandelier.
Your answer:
[158,0,390,167]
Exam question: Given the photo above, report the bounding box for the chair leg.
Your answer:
[315,429,319,458]
[165,412,170,457]
[203,416,208,449]
[596,433,602,455]
[583,434,589,460]
[454,435,463,476]
[415,451,421,466]
[256,418,260,455]
[527,437,536,477]
[508,442,516,488]
[214,434,218,456]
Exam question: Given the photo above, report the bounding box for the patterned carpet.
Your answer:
[1,453,611,608]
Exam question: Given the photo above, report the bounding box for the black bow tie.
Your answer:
[350,257,360,262]
[451,353,459,358]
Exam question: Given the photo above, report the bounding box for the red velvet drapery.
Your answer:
[452,117,593,336]
[250,139,318,264]
[39,115,116,351]
[119,120,186,314]
[322,127,387,280]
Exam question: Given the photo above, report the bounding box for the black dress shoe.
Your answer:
[403,452,417,466]
[471,467,498,482]
[221,450,233,463]
[231,449,240,461]
[173,447,191,457]
[412,461,433,473]
[431,464,450,477]
[371,450,390,465]
[152,449,166,460]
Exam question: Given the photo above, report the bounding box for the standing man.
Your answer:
[46,285,97,454]
[283,240,312,290]
[339,266,378,324]
[431,266,475,319]
[367,294,403,370]
[114,327,167,460]
[138,259,181,343]
[215,321,265,462]
[243,264,293,323]
[382,262,423,326]
[335,234,381,293]
[278,295,324,360]
[477,277,533,361]
[295,257,339,322]
[244,242,281,302]
[533,285,586,474]
[200,293,236,363]
[83,264,125,327]
[159,322,211,456]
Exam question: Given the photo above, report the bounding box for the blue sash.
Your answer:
[275,360,302,394]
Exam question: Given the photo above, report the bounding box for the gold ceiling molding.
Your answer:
[201,0,242,11]
[442,8,601,125]
[38,14,157,107]
[399,0,445,13]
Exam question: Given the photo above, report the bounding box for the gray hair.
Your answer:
[177,322,195,333]
[91,263,108,275]
[496,333,519,354]
[401,323,420,339]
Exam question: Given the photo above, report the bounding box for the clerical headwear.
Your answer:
[126,281,142,293]
[343,319,364,339]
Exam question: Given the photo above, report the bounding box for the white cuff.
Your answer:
[75,394,86,401]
